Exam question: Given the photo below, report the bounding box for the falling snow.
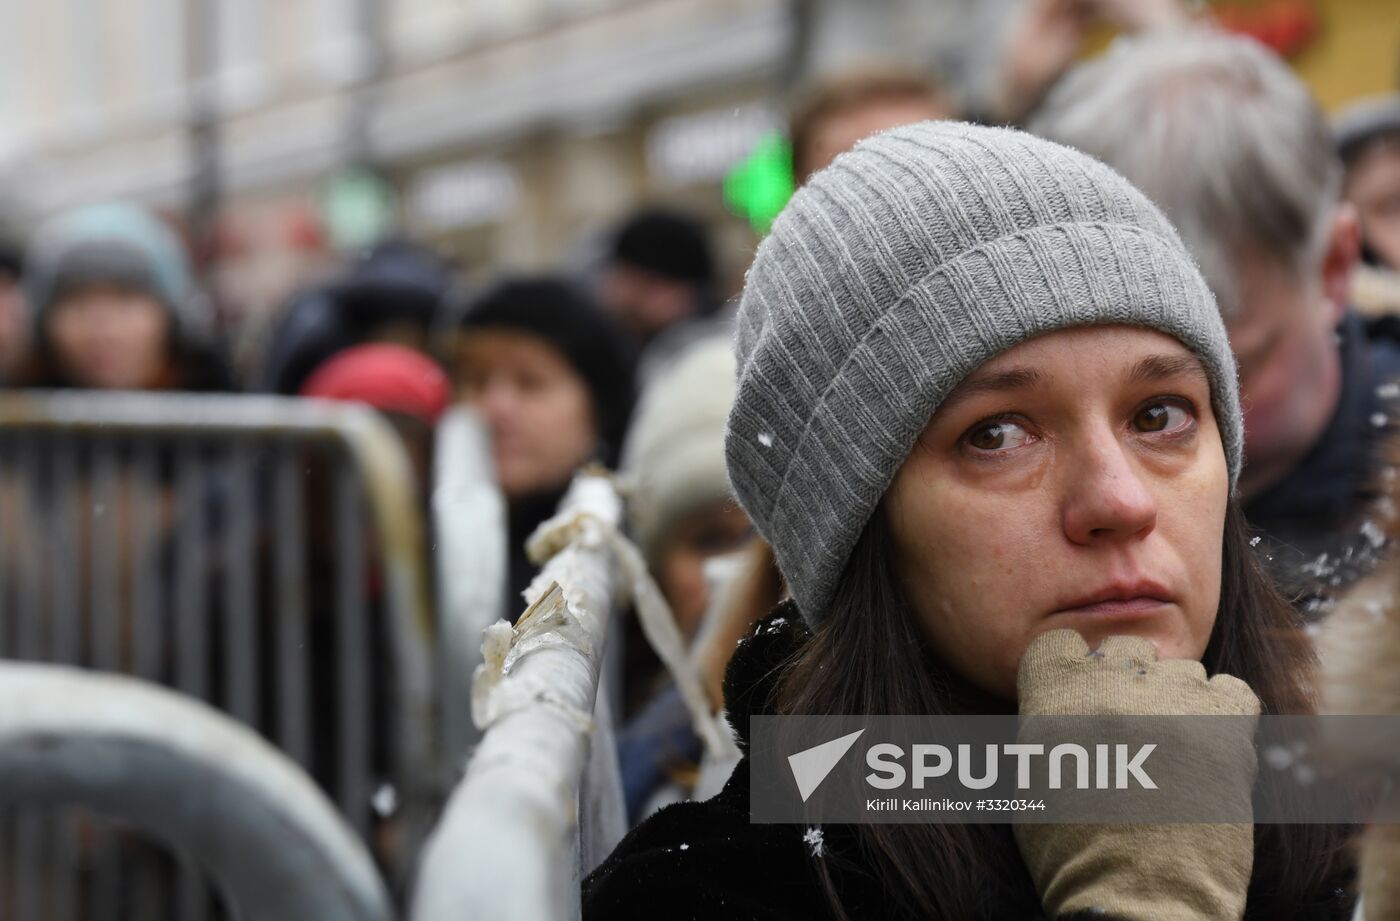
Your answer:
[758,433,774,447]
[1378,382,1400,400]
[1301,554,1335,579]
[803,826,826,858]
[1249,536,1262,547]
[1361,520,1387,550]
[1372,413,1390,428]
[371,783,398,817]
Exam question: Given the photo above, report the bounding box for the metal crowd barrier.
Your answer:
[411,462,740,921]
[430,406,507,774]
[411,471,629,921]
[0,661,392,921]
[0,389,438,915]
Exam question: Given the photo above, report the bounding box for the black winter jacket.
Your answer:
[1246,311,1400,616]
[583,603,1355,921]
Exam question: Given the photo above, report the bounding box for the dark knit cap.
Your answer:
[260,239,455,396]
[610,208,716,286]
[1334,93,1400,161]
[335,237,455,327]
[460,276,637,465]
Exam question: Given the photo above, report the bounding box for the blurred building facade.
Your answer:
[0,0,1031,307]
[0,0,792,310]
[0,0,1396,327]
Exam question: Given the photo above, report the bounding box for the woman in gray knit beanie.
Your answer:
[584,122,1353,920]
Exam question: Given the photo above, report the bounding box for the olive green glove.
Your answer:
[1013,629,1261,921]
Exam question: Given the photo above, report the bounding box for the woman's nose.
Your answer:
[470,379,519,429]
[1060,432,1158,546]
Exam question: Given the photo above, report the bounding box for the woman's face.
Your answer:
[885,325,1229,702]
[456,328,599,500]
[655,499,754,640]
[47,283,173,390]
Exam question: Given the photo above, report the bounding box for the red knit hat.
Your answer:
[300,343,451,424]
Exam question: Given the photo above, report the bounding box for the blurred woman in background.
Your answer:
[615,336,755,821]
[453,276,636,619]
[17,201,232,392]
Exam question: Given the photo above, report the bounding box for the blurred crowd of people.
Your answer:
[3,0,1400,916]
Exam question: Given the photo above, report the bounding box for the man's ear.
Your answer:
[1320,204,1362,324]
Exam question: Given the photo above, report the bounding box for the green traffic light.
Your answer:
[724,133,795,235]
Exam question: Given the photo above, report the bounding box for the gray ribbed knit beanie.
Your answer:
[725,121,1241,627]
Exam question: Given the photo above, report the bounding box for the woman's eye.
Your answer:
[1134,402,1193,434]
[966,420,1033,452]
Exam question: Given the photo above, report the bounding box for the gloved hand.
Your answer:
[1356,821,1400,921]
[1013,629,1261,921]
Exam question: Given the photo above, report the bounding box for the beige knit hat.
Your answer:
[621,336,739,566]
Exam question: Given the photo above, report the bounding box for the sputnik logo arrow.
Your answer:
[788,729,865,803]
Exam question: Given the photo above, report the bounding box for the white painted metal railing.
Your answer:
[412,468,742,920]
[0,661,393,921]
[0,389,438,907]
[430,406,507,775]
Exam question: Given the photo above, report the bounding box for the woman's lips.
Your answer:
[1051,597,1172,620]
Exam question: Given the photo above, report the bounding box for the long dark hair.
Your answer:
[774,500,1353,919]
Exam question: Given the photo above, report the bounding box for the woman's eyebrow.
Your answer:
[938,367,1044,413]
[1127,353,1209,387]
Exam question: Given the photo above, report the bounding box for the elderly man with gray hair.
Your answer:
[1031,28,1400,616]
